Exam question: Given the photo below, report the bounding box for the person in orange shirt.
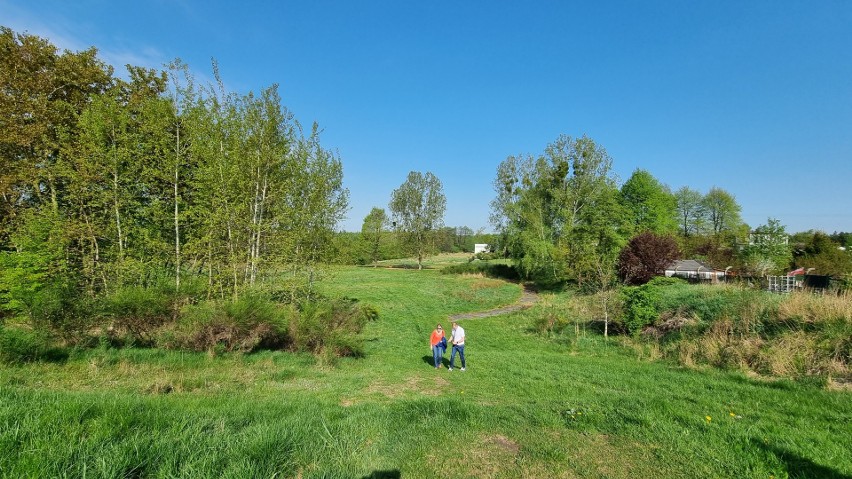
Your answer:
[429,324,447,369]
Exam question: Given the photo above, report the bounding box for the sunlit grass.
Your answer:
[1,261,850,478]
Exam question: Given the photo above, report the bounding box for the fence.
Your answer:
[767,275,798,294]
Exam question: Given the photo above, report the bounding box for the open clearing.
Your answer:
[1,264,850,478]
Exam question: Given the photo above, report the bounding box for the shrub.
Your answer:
[290,299,376,358]
[27,281,93,341]
[0,326,65,364]
[646,276,686,287]
[620,285,661,335]
[101,285,179,346]
[163,293,291,353]
[627,283,851,380]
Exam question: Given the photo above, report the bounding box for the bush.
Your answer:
[628,284,851,380]
[0,326,65,364]
[290,299,376,358]
[101,285,179,346]
[27,281,92,341]
[162,293,291,353]
[620,285,661,336]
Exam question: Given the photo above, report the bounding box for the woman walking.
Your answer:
[430,324,447,369]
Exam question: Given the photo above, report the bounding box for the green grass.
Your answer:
[1,263,850,478]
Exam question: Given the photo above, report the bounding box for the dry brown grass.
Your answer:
[777,290,852,324]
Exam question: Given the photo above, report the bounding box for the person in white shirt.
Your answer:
[448,321,466,371]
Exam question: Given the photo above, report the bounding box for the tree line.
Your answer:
[489,134,852,288]
[0,27,348,325]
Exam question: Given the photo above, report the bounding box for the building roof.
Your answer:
[666,259,723,272]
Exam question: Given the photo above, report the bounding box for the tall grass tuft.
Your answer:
[290,299,376,359]
[629,282,852,380]
[159,293,291,353]
[0,326,66,364]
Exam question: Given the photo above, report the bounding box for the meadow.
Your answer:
[1,260,850,478]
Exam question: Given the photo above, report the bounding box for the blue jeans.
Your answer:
[432,346,445,368]
[450,344,465,368]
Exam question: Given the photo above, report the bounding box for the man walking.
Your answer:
[448,321,466,371]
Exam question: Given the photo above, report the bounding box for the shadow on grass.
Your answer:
[361,470,401,479]
[421,354,449,368]
[762,444,851,479]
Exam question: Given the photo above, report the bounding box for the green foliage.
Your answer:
[619,169,677,235]
[162,293,291,353]
[646,275,687,287]
[0,210,69,320]
[620,285,661,335]
[440,262,520,280]
[27,282,89,338]
[703,187,743,235]
[674,186,707,236]
[490,135,629,286]
[0,326,58,364]
[1,27,349,310]
[739,218,792,276]
[792,231,852,278]
[361,207,389,266]
[101,284,180,346]
[389,171,447,269]
[290,299,374,359]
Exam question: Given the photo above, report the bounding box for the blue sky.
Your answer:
[3,0,851,233]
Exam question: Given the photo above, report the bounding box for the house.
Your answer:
[665,259,727,282]
[474,243,491,254]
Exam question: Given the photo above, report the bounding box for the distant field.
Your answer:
[1,262,850,478]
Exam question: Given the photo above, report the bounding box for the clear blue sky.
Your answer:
[4,0,851,233]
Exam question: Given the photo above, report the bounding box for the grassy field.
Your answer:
[1,263,850,478]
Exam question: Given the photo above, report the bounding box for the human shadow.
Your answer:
[421,354,449,368]
[361,470,401,479]
[761,443,851,479]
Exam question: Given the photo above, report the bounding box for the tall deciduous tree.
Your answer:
[674,186,706,237]
[703,187,742,235]
[620,169,677,235]
[0,27,112,245]
[491,135,629,285]
[739,218,792,277]
[617,232,681,285]
[793,232,852,278]
[361,207,388,267]
[389,171,446,270]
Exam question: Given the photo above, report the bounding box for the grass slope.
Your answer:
[1,264,850,478]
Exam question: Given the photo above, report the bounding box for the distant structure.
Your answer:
[665,260,726,282]
[768,268,830,293]
[474,243,491,254]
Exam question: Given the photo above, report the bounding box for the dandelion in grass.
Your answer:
[705,416,712,423]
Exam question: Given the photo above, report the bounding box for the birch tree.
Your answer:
[390,171,446,270]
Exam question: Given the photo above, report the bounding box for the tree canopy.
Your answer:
[389,171,446,270]
[0,27,348,325]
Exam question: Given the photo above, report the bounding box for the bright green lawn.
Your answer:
[1,265,850,478]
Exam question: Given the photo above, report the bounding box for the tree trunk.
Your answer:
[174,124,181,291]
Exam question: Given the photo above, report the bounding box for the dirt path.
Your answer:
[449,283,538,321]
